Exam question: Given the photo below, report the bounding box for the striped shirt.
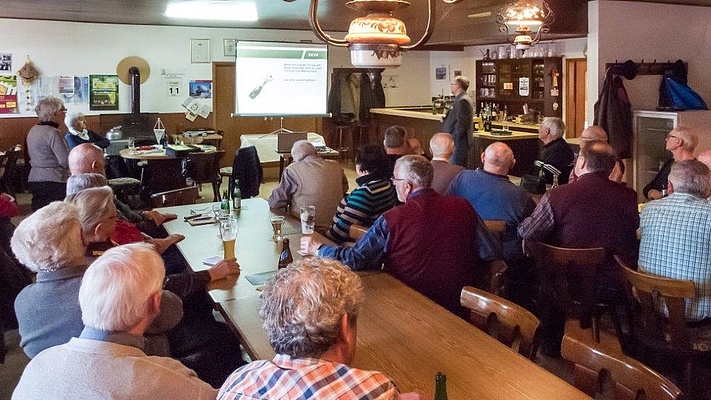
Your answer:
[327,176,396,243]
[639,193,711,321]
[217,355,399,400]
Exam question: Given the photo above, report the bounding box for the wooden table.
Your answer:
[159,199,588,399]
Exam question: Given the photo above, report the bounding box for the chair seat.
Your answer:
[108,177,142,189]
[219,166,232,177]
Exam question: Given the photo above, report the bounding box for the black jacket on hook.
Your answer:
[594,74,633,159]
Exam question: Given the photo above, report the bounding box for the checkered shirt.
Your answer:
[639,193,711,321]
[218,354,399,400]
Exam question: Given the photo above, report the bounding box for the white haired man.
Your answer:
[13,243,217,400]
[536,117,574,184]
[218,258,423,400]
[302,155,502,319]
[643,125,698,200]
[429,132,465,193]
[639,160,711,326]
[268,140,348,230]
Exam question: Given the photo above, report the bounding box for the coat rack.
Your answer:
[605,59,687,78]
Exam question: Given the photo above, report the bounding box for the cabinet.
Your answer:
[475,57,562,119]
[633,110,711,202]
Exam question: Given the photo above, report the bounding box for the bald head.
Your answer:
[69,143,105,175]
[429,132,454,159]
[580,126,608,142]
[481,142,515,176]
[291,140,316,163]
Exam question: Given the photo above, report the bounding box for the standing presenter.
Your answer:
[442,75,474,168]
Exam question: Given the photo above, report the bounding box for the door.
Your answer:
[565,58,587,138]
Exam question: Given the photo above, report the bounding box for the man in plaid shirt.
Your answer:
[639,160,711,323]
[218,258,423,400]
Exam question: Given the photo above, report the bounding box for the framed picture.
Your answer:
[435,66,447,80]
[223,39,236,57]
[190,39,210,63]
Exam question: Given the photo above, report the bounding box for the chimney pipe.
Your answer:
[129,66,140,114]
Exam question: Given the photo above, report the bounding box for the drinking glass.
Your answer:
[300,206,315,235]
[220,217,238,259]
[127,136,136,154]
[270,216,285,242]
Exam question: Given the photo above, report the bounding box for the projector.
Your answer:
[182,130,214,138]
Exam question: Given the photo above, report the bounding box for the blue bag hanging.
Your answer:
[661,76,708,110]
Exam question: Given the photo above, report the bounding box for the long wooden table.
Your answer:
[158,198,589,399]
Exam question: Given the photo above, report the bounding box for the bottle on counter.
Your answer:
[434,372,448,400]
[232,179,242,210]
[278,238,293,269]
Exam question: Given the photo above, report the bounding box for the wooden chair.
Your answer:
[562,334,682,400]
[184,150,225,201]
[151,186,199,208]
[524,240,625,345]
[460,286,541,360]
[616,256,711,399]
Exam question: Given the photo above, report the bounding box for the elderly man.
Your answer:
[518,141,639,355]
[536,117,575,184]
[302,155,501,318]
[643,125,698,200]
[12,202,182,358]
[218,258,423,400]
[13,243,217,400]
[447,142,535,267]
[568,126,624,184]
[639,160,711,324]
[442,75,474,167]
[268,140,348,230]
[430,132,465,193]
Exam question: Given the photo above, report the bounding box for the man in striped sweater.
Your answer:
[327,144,397,243]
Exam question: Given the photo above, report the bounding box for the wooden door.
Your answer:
[565,58,587,138]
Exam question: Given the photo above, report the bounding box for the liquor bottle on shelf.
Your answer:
[434,372,448,400]
[278,238,293,269]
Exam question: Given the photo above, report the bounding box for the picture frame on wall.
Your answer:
[223,39,236,57]
[191,38,211,63]
[435,66,447,80]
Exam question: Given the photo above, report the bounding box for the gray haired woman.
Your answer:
[27,97,70,210]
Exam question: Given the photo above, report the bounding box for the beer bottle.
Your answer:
[232,179,242,210]
[220,190,230,214]
[278,238,293,269]
[434,372,448,400]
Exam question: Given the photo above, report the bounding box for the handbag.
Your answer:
[520,163,546,194]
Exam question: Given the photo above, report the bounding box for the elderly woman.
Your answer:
[64,112,110,150]
[12,200,181,359]
[27,97,70,210]
[327,144,397,243]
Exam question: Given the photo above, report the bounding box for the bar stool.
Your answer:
[351,123,371,162]
[335,123,353,164]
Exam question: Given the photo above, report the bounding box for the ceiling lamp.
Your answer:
[495,0,554,52]
[300,0,462,68]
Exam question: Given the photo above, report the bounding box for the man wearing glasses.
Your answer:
[301,155,502,319]
[441,75,473,168]
[643,125,698,200]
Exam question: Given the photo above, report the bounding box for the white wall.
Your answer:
[0,18,435,117]
[588,1,711,125]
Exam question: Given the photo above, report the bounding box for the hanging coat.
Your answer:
[593,74,633,159]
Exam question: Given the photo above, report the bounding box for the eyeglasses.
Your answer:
[59,108,67,112]
[390,177,408,184]
[666,134,679,140]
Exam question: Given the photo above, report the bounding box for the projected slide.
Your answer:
[234,41,329,117]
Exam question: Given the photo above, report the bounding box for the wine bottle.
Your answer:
[434,372,448,400]
[232,179,242,210]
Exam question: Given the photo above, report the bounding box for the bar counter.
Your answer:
[370,107,541,175]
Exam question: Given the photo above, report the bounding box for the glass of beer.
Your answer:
[219,216,238,259]
[300,206,315,235]
[270,216,285,242]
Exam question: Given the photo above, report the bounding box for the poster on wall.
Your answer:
[189,80,212,99]
[89,74,119,111]
[0,54,11,72]
[58,75,89,104]
[0,75,18,114]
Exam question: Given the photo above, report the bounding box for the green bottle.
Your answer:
[434,372,448,400]
[220,190,230,214]
[232,179,242,210]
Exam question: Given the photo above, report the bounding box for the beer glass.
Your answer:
[270,216,285,242]
[300,206,315,235]
[219,217,238,259]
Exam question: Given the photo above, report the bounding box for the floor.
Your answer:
[0,160,579,399]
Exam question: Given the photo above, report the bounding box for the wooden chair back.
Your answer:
[524,240,612,341]
[460,286,540,360]
[562,334,682,400]
[615,256,696,350]
[151,186,199,208]
[349,224,368,241]
[185,150,225,201]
